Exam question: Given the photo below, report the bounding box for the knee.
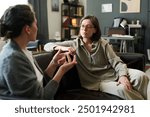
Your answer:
[117,84,144,99]
[116,85,131,99]
[130,70,149,84]
[117,85,128,95]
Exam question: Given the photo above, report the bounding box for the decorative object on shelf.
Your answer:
[113,17,123,27]
[112,17,128,29]
[120,19,128,29]
[62,17,70,27]
[136,20,140,25]
[51,0,59,12]
[54,31,61,40]
[131,20,135,24]
[72,18,77,27]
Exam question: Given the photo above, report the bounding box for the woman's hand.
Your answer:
[45,49,66,77]
[117,76,132,90]
[59,53,77,73]
[55,46,76,56]
[67,47,76,55]
[51,51,77,83]
[51,49,66,66]
[45,49,77,82]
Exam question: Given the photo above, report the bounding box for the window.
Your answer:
[0,0,28,18]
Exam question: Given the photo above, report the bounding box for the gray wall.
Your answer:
[86,0,149,55]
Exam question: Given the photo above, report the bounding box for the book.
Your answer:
[63,17,70,27]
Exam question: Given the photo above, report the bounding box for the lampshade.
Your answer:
[120,19,127,29]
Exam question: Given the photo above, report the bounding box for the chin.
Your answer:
[82,35,89,39]
[81,34,87,38]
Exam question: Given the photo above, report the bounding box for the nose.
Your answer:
[81,26,88,31]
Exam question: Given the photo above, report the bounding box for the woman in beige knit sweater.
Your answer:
[44,15,150,100]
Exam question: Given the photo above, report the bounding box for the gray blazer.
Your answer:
[0,40,58,99]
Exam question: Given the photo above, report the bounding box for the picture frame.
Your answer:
[120,0,141,13]
[51,0,59,12]
[101,3,112,13]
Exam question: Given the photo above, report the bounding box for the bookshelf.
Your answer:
[61,3,84,40]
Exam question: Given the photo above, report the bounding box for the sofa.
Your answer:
[33,51,146,100]
[0,50,145,100]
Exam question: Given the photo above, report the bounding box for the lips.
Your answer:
[82,32,87,35]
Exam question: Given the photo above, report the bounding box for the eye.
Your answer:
[81,25,94,29]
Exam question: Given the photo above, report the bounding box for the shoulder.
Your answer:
[98,38,110,49]
[1,47,30,70]
[0,49,33,81]
[99,38,109,45]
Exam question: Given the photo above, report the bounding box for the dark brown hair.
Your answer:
[79,15,101,41]
[0,4,34,40]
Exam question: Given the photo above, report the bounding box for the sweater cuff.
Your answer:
[43,72,51,86]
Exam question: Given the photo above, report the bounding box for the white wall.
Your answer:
[47,0,61,40]
[0,0,28,50]
[0,0,28,18]
[47,0,86,40]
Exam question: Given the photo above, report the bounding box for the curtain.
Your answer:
[28,0,49,44]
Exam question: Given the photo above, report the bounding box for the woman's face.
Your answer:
[29,17,38,41]
[80,19,96,39]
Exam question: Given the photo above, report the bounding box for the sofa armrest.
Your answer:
[33,51,55,71]
[116,52,146,71]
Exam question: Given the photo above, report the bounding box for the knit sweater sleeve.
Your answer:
[44,40,76,51]
[100,38,128,77]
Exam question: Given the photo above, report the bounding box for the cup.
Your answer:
[131,20,134,24]
[54,32,60,40]
[137,20,140,25]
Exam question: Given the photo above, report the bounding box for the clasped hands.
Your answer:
[51,47,77,72]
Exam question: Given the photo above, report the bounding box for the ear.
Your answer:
[24,25,31,35]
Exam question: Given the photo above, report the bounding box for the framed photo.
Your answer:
[51,0,59,12]
[101,4,112,13]
[120,0,141,13]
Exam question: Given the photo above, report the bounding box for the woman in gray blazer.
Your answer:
[0,4,77,99]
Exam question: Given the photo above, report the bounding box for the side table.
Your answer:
[102,35,135,53]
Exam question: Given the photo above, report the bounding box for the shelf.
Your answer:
[128,24,143,36]
[61,3,84,40]
[128,24,142,28]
